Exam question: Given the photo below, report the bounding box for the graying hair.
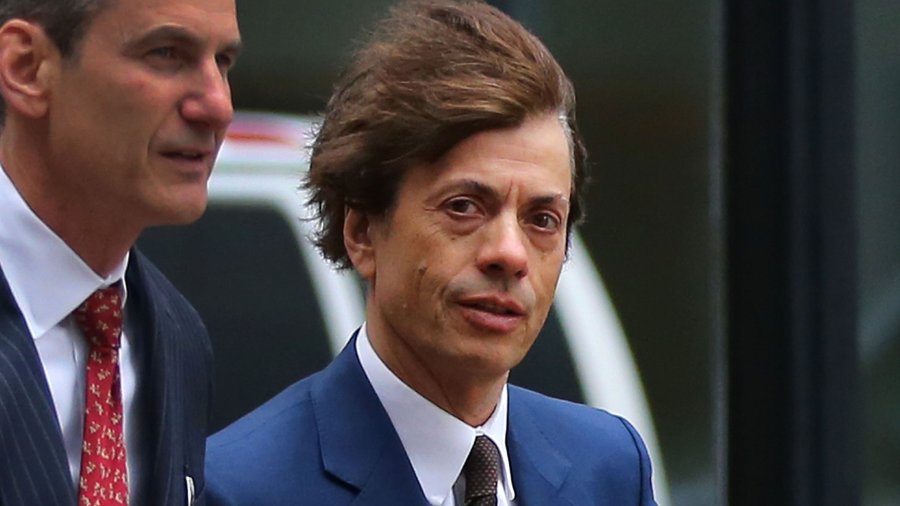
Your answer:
[0,0,107,56]
[0,0,108,119]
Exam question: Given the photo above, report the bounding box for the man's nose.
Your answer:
[180,60,234,131]
[476,215,529,280]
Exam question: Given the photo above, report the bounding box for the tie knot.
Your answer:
[463,435,500,506]
[74,283,124,349]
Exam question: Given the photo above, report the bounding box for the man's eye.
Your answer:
[216,53,237,71]
[529,212,561,231]
[447,198,479,215]
[147,47,177,60]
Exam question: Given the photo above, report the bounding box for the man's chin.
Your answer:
[145,196,209,228]
[444,338,530,379]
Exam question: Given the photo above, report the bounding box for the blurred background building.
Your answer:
[143,0,898,504]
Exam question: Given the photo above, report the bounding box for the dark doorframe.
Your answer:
[724,0,858,504]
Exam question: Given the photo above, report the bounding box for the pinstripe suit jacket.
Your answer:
[0,250,214,506]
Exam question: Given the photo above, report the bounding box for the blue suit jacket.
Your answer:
[0,250,214,506]
[206,335,656,505]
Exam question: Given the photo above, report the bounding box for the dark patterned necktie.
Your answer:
[73,284,129,506]
[464,435,500,506]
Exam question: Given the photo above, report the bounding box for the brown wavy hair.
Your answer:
[306,0,587,269]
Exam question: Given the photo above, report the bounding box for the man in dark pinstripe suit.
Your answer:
[0,0,240,504]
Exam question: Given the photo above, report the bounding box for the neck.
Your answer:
[367,321,508,427]
[41,212,135,277]
[1,130,138,277]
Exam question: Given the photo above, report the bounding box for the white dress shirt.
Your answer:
[0,165,142,502]
[356,323,517,506]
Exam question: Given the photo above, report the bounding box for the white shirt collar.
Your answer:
[356,323,516,505]
[0,163,128,339]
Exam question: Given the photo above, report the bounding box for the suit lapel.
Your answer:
[311,335,430,506]
[126,253,184,506]
[507,388,575,506]
[0,265,76,506]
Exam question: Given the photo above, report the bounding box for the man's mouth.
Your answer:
[457,296,526,334]
[460,300,524,316]
[162,149,209,161]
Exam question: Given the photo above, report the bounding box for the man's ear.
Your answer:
[344,206,377,281]
[0,19,58,119]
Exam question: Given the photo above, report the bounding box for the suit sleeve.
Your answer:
[616,415,658,506]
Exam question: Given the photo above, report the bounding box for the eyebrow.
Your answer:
[128,24,243,56]
[530,194,571,208]
[440,179,570,208]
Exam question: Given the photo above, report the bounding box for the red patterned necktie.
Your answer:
[463,435,500,506]
[73,284,129,506]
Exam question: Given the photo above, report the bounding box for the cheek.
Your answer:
[406,228,447,283]
[379,240,431,304]
[411,260,443,307]
[534,254,565,297]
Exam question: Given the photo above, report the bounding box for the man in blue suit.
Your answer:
[207,1,656,505]
[0,0,241,504]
